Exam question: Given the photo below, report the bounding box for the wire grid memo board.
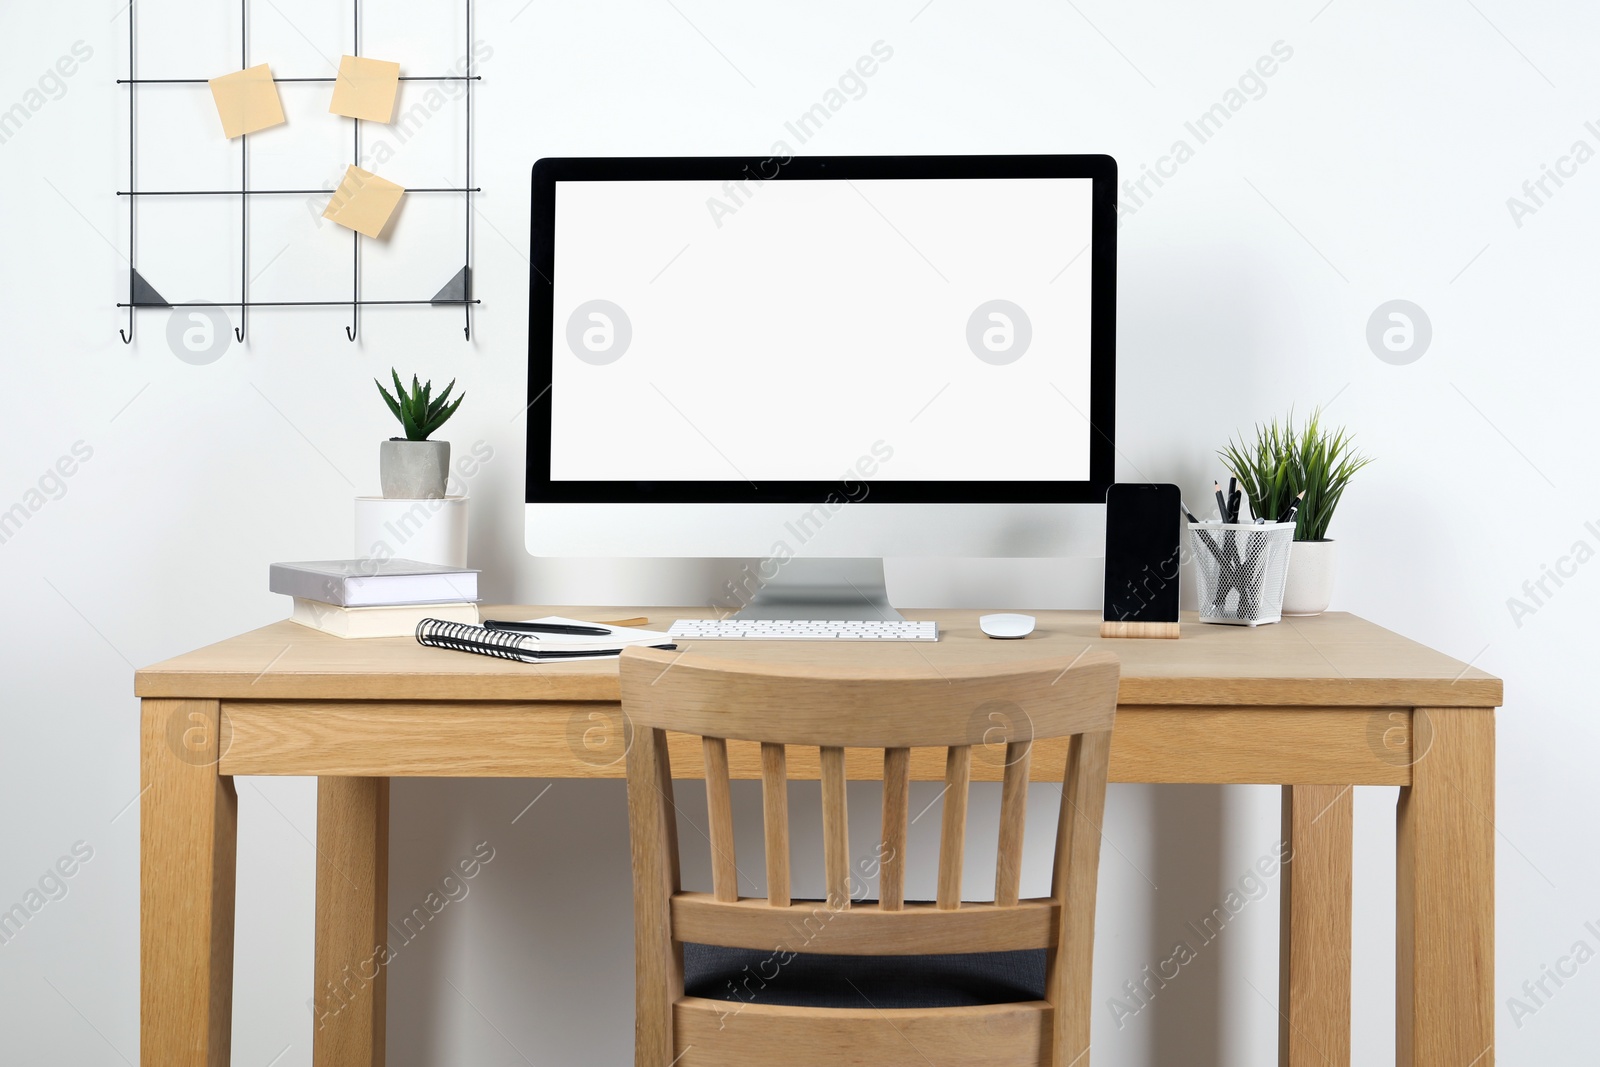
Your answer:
[116,0,480,343]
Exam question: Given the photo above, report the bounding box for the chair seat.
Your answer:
[683,941,1047,1010]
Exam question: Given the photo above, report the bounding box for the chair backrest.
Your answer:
[621,646,1120,1067]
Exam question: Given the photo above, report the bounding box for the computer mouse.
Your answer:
[979,613,1035,639]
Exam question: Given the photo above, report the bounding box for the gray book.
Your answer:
[269,558,479,607]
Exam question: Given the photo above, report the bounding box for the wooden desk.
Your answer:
[136,608,1500,1067]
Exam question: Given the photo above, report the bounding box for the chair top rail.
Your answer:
[620,648,1120,748]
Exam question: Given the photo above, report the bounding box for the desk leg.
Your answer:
[313,777,390,1067]
[142,698,237,1067]
[1279,784,1352,1066]
[1397,709,1494,1067]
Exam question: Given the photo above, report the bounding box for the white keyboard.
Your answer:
[668,619,939,642]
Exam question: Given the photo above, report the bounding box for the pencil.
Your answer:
[1275,490,1306,524]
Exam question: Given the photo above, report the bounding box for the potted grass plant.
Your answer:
[375,370,465,499]
[1219,409,1373,616]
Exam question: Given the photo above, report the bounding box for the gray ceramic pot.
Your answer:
[379,439,450,499]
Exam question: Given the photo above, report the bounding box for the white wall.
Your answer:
[2,0,1597,1063]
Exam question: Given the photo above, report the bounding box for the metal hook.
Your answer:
[234,327,245,342]
[346,323,358,342]
[120,323,134,344]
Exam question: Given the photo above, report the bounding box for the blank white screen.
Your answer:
[550,177,1095,482]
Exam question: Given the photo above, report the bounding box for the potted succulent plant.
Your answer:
[1219,409,1372,616]
[375,369,465,499]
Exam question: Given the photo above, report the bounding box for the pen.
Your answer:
[1226,477,1240,524]
[484,621,614,636]
[1275,490,1306,524]
[1214,481,1230,524]
[1182,501,1202,525]
[522,643,678,658]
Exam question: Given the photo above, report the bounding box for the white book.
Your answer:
[270,558,479,607]
[291,598,479,639]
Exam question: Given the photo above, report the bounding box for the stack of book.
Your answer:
[270,559,480,638]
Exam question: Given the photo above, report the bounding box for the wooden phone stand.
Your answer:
[1099,619,1180,639]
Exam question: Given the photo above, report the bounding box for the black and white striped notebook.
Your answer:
[415,618,676,662]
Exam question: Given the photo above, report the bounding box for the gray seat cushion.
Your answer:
[682,942,1047,1010]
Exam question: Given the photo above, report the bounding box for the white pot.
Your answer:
[354,495,469,568]
[1282,539,1336,616]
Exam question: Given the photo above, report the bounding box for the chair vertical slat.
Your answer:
[702,736,738,903]
[760,742,791,908]
[820,745,850,909]
[994,740,1033,907]
[937,745,972,910]
[879,747,911,911]
[656,730,682,891]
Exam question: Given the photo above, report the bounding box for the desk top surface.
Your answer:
[134,608,1501,707]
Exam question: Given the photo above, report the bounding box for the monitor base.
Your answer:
[730,557,904,622]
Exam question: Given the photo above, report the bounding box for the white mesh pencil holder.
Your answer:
[1188,521,1296,626]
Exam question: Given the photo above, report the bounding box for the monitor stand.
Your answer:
[730,557,904,621]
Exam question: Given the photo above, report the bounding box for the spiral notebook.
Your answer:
[415,617,676,662]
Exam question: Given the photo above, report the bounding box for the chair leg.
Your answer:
[628,726,683,1066]
[1047,730,1112,1066]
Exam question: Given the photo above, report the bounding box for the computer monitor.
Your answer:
[527,155,1117,619]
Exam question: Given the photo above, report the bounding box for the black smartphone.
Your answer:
[1103,483,1182,624]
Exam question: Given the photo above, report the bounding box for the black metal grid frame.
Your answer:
[116,0,480,343]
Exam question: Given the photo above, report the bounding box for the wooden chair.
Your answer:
[620,646,1120,1067]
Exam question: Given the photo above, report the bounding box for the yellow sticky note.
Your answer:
[329,55,401,123]
[322,166,406,239]
[208,64,286,139]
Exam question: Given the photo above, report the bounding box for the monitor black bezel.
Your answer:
[527,154,1117,504]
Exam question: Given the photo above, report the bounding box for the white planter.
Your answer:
[354,495,468,568]
[1282,539,1336,616]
